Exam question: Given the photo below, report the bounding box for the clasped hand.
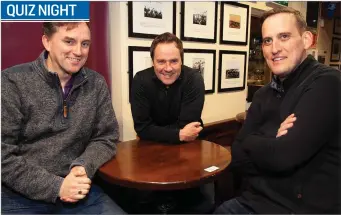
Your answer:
[179,122,203,142]
[59,166,91,203]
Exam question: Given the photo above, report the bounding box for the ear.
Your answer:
[302,31,314,50]
[42,35,51,52]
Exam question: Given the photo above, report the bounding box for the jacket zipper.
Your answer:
[63,100,68,118]
[55,74,87,119]
[62,79,87,118]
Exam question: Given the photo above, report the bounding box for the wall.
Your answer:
[317,18,335,65]
[108,2,272,141]
[290,2,340,66]
[317,14,340,66]
[1,2,111,88]
[1,22,44,70]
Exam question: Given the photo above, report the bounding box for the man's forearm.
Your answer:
[2,146,64,203]
[137,124,181,143]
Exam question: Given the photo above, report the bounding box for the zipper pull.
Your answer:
[63,100,68,118]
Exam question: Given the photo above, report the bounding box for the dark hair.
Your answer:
[150,32,183,61]
[261,7,307,34]
[42,22,90,37]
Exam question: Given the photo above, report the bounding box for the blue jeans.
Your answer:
[2,184,125,214]
[214,198,254,214]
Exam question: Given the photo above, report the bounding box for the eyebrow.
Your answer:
[63,36,75,40]
[63,36,91,43]
[263,32,292,40]
[278,32,292,36]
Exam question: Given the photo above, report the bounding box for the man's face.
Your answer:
[153,42,182,86]
[262,13,311,77]
[43,23,91,75]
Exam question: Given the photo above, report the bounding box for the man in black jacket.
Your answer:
[215,7,340,214]
[129,33,212,213]
[130,32,205,143]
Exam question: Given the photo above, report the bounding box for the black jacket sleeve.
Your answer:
[241,74,340,172]
[130,71,205,143]
[176,72,205,128]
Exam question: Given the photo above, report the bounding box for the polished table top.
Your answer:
[98,139,231,190]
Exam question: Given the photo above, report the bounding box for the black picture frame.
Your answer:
[220,2,249,45]
[330,37,341,62]
[333,17,341,35]
[128,46,151,101]
[218,50,247,92]
[183,49,216,94]
[180,2,218,43]
[128,2,176,39]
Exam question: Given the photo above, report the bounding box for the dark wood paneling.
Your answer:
[202,118,241,147]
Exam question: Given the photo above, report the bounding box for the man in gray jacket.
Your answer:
[1,22,125,214]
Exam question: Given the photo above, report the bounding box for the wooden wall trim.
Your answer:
[202,118,242,147]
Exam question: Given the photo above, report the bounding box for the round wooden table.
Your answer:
[98,139,231,191]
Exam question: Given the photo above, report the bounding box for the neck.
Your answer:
[45,56,72,88]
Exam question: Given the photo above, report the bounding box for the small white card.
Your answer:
[204,166,219,172]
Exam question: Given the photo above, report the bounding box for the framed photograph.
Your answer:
[183,49,216,94]
[220,2,249,45]
[218,50,247,92]
[180,2,218,43]
[333,18,341,35]
[128,2,176,39]
[128,46,152,98]
[330,37,341,62]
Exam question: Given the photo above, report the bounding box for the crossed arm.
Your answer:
[239,75,339,173]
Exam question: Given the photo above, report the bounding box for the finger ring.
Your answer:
[78,190,82,195]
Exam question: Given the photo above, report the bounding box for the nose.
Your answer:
[271,39,281,55]
[73,44,82,56]
[164,62,172,72]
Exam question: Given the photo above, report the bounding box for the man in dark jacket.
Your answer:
[215,7,340,214]
[129,33,212,213]
[1,22,125,214]
[130,32,205,143]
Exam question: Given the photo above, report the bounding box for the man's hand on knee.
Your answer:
[59,166,92,203]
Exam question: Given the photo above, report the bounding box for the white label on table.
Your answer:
[204,166,219,172]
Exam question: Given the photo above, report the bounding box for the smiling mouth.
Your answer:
[161,73,174,78]
[272,57,286,62]
[67,57,81,62]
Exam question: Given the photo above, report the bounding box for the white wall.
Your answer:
[109,2,273,141]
